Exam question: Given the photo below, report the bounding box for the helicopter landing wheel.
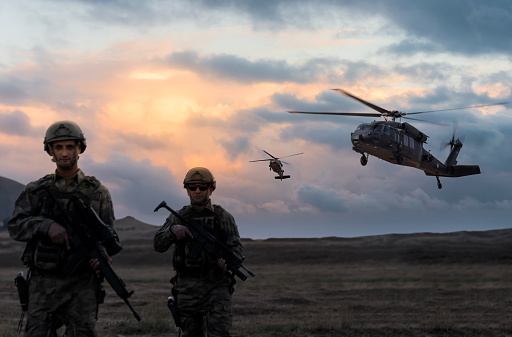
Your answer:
[436,176,442,189]
[396,154,404,165]
[360,154,368,166]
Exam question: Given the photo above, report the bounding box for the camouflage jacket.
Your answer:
[153,201,243,275]
[8,169,116,268]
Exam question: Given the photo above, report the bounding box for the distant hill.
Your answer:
[2,213,512,268]
[0,176,24,225]
[2,185,512,268]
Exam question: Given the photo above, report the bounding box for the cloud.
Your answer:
[218,136,250,160]
[0,110,44,137]
[82,153,188,223]
[296,183,347,213]
[163,50,338,84]
[0,78,29,103]
[381,1,512,55]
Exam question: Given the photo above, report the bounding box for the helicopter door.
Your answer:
[404,135,413,155]
[373,124,383,142]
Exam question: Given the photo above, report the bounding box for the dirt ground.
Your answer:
[2,223,512,337]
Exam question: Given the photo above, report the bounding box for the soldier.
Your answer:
[154,167,243,337]
[8,120,117,337]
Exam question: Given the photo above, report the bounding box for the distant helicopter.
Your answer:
[289,89,508,189]
[249,150,303,180]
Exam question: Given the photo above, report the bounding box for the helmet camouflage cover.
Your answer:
[183,167,216,191]
[44,121,87,155]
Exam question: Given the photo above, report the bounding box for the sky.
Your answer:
[1,0,511,239]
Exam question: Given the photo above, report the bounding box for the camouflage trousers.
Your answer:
[174,275,233,337]
[24,271,99,337]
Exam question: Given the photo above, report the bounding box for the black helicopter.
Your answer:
[289,89,507,189]
[249,150,303,180]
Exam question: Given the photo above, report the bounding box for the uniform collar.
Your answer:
[188,199,214,214]
[54,168,85,184]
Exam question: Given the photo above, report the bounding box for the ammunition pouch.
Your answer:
[33,239,69,271]
[173,241,206,272]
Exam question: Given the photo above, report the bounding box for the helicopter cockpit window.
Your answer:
[384,126,391,135]
[357,124,372,131]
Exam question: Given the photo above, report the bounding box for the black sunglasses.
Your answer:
[187,185,209,191]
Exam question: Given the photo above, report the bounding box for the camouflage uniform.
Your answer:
[8,169,116,337]
[154,200,243,337]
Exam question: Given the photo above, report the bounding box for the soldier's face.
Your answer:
[51,140,80,166]
[186,184,213,204]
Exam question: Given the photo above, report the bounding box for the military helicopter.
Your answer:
[249,150,303,180]
[289,89,508,189]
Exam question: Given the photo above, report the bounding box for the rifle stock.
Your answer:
[154,200,255,281]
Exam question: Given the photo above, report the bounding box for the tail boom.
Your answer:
[425,164,480,177]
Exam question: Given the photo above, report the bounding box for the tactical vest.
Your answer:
[23,174,102,274]
[172,205,227,277]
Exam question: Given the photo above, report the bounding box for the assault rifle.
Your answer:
[154,200,255,281]
[35,186,141,321]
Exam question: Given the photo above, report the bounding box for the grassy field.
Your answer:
[3,262,512,337]
[2,221,512,336]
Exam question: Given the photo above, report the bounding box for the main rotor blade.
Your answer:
[278,152,304,160]
[406,102,509,115]
[332,88,391,115]
[262,150,277,159]
[288,111,382,117]
[402,116,449,126]
[249,159,272,162]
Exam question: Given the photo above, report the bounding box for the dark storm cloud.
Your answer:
[52,1,511,56]
[296,183,347,213]
[377,0,512,55]
[164,51,337,84]
[0,110,43,137]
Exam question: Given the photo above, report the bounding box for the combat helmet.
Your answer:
[183,167,216,191]
[44,121,87,155]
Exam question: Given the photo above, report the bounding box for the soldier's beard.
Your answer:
[52,156,78,168]
[190,194,209,206]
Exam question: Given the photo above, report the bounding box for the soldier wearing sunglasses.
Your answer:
[154,167,244,337]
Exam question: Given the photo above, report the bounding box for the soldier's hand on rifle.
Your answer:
[48,222,70,249]
[89,246,112,271]
[217,258,228,272]
[171,224,193,240]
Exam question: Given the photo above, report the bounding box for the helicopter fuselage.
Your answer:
[350,120,480,182]
[269,160,283,174]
